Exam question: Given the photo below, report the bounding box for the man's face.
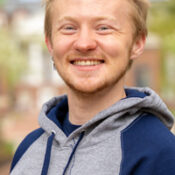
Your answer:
[46,0,145,94]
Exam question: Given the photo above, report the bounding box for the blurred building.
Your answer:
[0,0,67,149]
[126,34,161,93]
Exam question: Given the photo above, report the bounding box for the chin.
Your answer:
[66,81,114,96]
[65,81,102,94]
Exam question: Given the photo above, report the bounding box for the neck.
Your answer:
[67,79,126,125]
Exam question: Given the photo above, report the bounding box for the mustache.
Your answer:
[67,53,106,60]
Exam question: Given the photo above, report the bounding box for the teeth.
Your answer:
[73,60,102,66]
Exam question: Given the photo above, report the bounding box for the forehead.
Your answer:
[50,0,132,20]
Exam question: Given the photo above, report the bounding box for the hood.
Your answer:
[10,87,175,175]
[37,87,174,175]
[38,87,174,142]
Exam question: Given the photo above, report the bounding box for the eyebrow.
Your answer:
[57,16,118,24]
[57,16,77,24]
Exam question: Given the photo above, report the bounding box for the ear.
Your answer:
[130,34,146,60]
[45,36,54,56]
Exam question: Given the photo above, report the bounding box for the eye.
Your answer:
[98,26,109,30]
[64,26,75,30]
[96,25,113,34]
[60,25,77,34]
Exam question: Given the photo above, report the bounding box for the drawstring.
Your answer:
[41,131,84,175]
[62,132,85,175]
[41,131,55,175]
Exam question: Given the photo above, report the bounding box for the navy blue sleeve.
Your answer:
[10,128,44,173]
[120,113,175,175]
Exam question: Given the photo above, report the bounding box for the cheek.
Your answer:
[98,36,133,59]
[52,36,73,58]
[98,38,125,58]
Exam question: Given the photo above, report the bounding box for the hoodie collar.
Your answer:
[39,87,174,140]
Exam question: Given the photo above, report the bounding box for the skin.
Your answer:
[46,0,146,125]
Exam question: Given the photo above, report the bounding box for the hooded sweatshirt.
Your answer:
[10,87,175,175]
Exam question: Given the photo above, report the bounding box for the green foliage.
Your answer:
[148,0,175,100]
[0,29,27,90]
[149,0,175,53]
[0,140,13,164]
[0,0,5,7]
[172,110,175,116]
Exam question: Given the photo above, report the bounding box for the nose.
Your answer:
[73,27,97,53]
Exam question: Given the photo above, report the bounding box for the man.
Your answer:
[10,0,175,174]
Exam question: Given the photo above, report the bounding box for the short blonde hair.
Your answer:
[129,0,150,38]
[43,0,150,40]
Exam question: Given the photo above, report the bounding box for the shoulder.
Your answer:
[122,113,175,147]
[10,128,45,173]
[120,113,175,175]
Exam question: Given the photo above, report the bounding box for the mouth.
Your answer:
[70,59,105,66]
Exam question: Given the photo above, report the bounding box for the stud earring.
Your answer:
[51,56,56,70]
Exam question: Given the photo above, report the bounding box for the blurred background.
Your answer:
[0,0,175,174]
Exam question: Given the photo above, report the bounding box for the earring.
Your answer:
[51,56,56,70]
[53,63,56,70]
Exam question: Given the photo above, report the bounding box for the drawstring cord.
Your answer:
[62,131,85,175]
[41,131,85,175]
[41,131,55,175]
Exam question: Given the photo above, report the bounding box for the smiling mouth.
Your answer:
[70,59,105,66]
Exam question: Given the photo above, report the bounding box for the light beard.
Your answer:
[55,50,133,97]
[67,53,106,60]
[56,60,130,97]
